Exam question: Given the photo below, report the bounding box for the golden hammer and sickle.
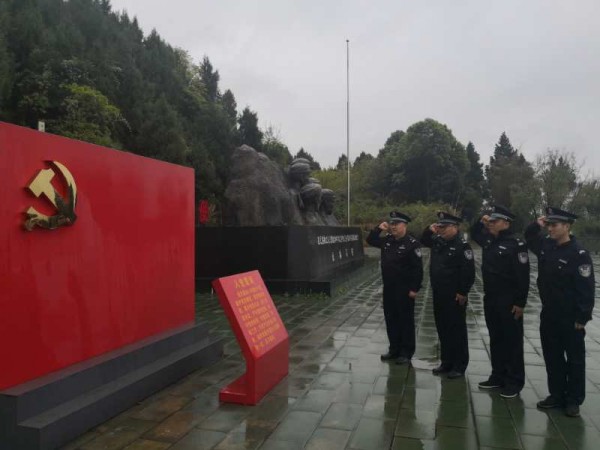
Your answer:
[24,161,78,231]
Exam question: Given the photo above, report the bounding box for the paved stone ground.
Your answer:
[62,250,600,450]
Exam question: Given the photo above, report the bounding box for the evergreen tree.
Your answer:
[461,141,486,217]
[198,56,220,103]
[134,96,188,164]
[490,131,517,163]
[220,89,237,125]
[336,154,349,170]
[354,151,374,166]
[238,107,263,150]
[486,132,536,227]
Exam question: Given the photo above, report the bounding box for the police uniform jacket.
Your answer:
[366,227,423,292]
[421,227,475,295]
[525,222,595,324]
[471,221,530,307]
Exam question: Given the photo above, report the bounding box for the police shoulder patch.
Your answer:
[518,252,529,264]
[464,249,473,260]
[578,264,592,278]
[414,248,422,258]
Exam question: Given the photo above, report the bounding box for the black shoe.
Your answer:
[537,395,564,409]
[500,387,520,399]
[432,364,451,375]
[565,404,580,417]
[478,379,503,389]
[395,356,410,365]
[447,370,464,379]
[380,352,399,361]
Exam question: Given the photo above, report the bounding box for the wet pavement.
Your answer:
[62,250,600,450]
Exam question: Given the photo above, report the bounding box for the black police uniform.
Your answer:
[421,212,475,374]
[525,207,595,407]
[366,212,423,360]
[470,206,529,393]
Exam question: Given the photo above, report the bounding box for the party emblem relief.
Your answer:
[24,161,78,231]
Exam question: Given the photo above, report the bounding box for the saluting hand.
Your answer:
[481,215,490,224]
[378,222,389,231]
[455,293,467,305]
[511,305,524,320]
[429,223,439,234]
[408,291,417,300]
[537,216,546,227]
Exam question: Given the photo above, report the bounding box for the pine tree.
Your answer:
[199,56,220,103]
[491,131,517,162]
[238,107,263,150]
[220,89,237,124]
[336,154,349,170]
[486,132,536,225]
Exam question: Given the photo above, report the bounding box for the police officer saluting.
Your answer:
[525,207,595,417]
[471,205,529,398]
[421,212,475,379]
[367,211,423,364]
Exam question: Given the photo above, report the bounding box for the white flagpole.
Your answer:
[346,39,350,226]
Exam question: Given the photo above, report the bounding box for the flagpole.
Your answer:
[346,39,350,226]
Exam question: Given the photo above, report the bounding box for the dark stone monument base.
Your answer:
[0,323,223,450]
[196,226,365,295]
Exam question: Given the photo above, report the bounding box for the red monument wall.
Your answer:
[0,122,195,390]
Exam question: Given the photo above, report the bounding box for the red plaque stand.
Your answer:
[212,270,289,405]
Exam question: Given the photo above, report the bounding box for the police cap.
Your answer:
[489,205,515,222]
[545,206,577,224]
[388,211,411,224]
[437,211,462,225]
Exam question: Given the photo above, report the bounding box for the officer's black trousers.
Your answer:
[483,294,525,390]
[382,282,415,358]
[433,289,468,372]
[540,311,586,405]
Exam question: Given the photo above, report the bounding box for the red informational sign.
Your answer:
[212,270,289,405]
[0,122,195,390]
[198,199,210,224]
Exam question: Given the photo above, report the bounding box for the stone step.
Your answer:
[15,335,223,450]
[1,322,210,423]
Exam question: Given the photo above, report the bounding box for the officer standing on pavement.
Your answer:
[471,205,530,398]
[525,207,595,417]
[367,211,423,364]
[421,212,475,379]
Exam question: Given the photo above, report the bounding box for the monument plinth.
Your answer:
[197,146,364,294]
[197,226,364,294]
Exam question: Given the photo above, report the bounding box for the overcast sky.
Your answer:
[110,0,600,172]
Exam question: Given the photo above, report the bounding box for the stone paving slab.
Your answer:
[62,251,600,449]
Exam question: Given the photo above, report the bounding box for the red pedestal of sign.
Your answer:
[212,270,289,405]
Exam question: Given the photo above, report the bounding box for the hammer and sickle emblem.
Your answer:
[24,161,78,231]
